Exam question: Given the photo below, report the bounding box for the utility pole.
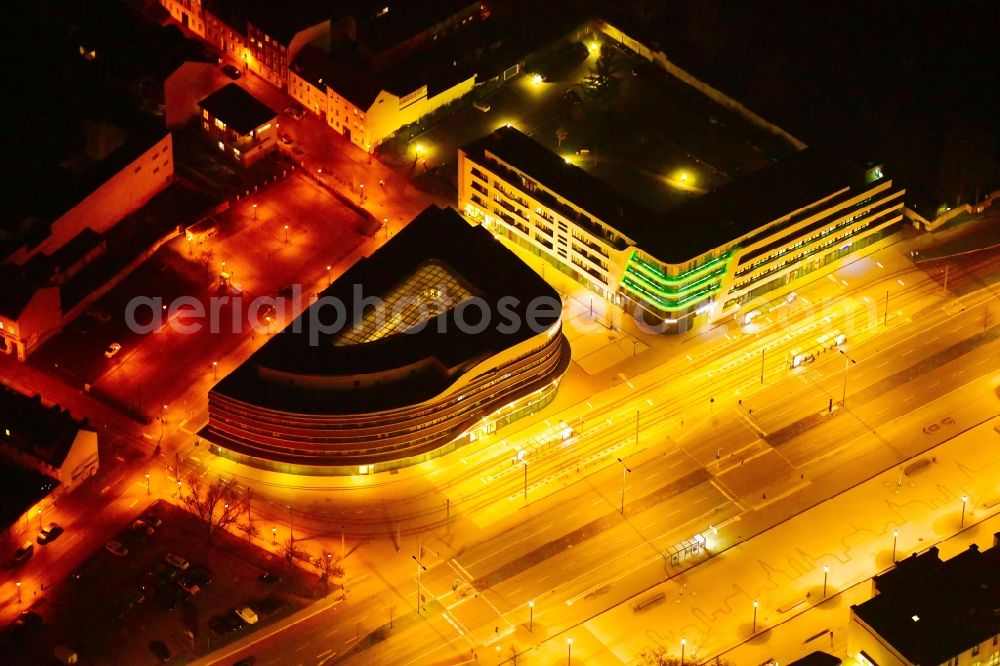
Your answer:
[617,457,632,516]
[412,549,428,614]
[839,348,857,407]
[760,349,765,384]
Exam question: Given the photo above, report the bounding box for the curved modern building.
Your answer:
[202,205,571,475]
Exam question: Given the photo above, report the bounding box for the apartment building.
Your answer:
[197,83,277,166]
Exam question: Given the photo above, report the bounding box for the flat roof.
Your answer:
[0,386,88,469]
[356,0,478,54]
[851,542,1000,665]
[198,84,276,135]
[463,126,867,264]
[303,37,475,111]
[212,205,562,414]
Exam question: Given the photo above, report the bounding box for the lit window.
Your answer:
[217,141,225,151]
[214,118,226,130]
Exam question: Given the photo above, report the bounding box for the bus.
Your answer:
[789,330,846,368]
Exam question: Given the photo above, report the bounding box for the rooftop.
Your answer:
[788,652,842,666]
[0,458,58,532]
[212,205,562,414]
[355,0,479,55]
[851,540,1000,665]
[0,386,90,469]
[303,37,475,111]
[198,84,277,135]
[206,0,339,44]
[463,126,870,264]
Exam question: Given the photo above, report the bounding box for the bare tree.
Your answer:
[639,647,734,666]
[556,127,568,147]
[316,549,345,594]
[180,474,247,544]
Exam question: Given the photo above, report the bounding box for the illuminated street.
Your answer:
[5,3,1000,666]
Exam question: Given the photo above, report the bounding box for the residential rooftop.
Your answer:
[0,386,89,469]
[851,540,1000,665]
[463,126,871,264]
[198,84,277,135]
[212,205,563,414]
[206,0,340,44]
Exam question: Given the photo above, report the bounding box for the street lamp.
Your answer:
[616,457,632,516]
[892,529,898,561]
[212,360,218,380]
[16,581,21,603]
[823,564,829,598]
[961,495,968,528]
[412,552,428,614]
[752,599,758,633]
[838,348,857,408]
[326,265,332,287]
[252,203,258,219]
[566,637,572,665]
[680,638,686,666]
[283,224,289,244]
[37,507,42,528]
[529,600,535,632]
[145,472,150,495]
[176,480,182,498]
[272,526,277,544]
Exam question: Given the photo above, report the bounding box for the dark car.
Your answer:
[209,614,245,636]
[258,570,281,584]
[233,657,256,666]
[155,584,186,611]
[37,522,64,545]
[220,64,241,79]
[149,640,172,663]
[183,566,214,588]
[140,514,163,529]
[12,610,44,634]
[150,563,179,585]
[252,596,283,617]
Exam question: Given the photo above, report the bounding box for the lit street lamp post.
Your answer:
[838,348,857,407]
[252,203,257,220]
[529,600,534,632]
[961,495,968,528]
[616,457,632,516]
[326,265,332,287]
[175,480,182,499]
[212,361,218,380]
[16,581,21,603]
[37,508,42,529]
[823,564,829,598]
[680,638,686,666]
[752,599,758,633]
[272,526,277,544]
[145,472,150,495]
[566,638,572,665]
[412,551,428,614]
[892,529,898,561]
[284,224,289,244]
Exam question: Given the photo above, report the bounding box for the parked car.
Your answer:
[130,519,154,536]
[12,610,44,634]
[182,566,214,588]
[104,342,122,358]
[51,645,78,665]
[220,64,241,79]
[37,522,64,545]
[149,640,172,663]
[177,579,200,596]
[10,541,33,565]
[165,553,189,570]
[235,607,258,625]
[278,131,292,145]
[233,658,256,666]
[283,104,306,120]
[105,540,128,557]
[155,584,186,611]
[140,514,163,529]
[150,563,179,585]
[472,99,491,112]
[209,613,245,636]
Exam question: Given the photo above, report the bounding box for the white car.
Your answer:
[165,553,190,570]
[283,105,306,120]
[472,99,491,112]
[235,607,258,625]
[104,342,122,358]
[105,540,128,557]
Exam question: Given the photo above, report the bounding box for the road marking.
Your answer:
[324,627,340,638]
[128,499,138,509]
[901,346,919,356]
[644,471,660,481]
[317,649,333,658]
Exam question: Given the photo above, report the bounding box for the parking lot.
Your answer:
[29,173,369,426]
[0,500,318,665]
[404,32,796,212]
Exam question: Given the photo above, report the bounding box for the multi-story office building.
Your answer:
[202,206,572,475]
[849,537,1000,666]
[458,126,905,333]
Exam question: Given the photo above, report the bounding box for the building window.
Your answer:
[134,165,141,173]
[214,118,226,130]
[217,141,225,151]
